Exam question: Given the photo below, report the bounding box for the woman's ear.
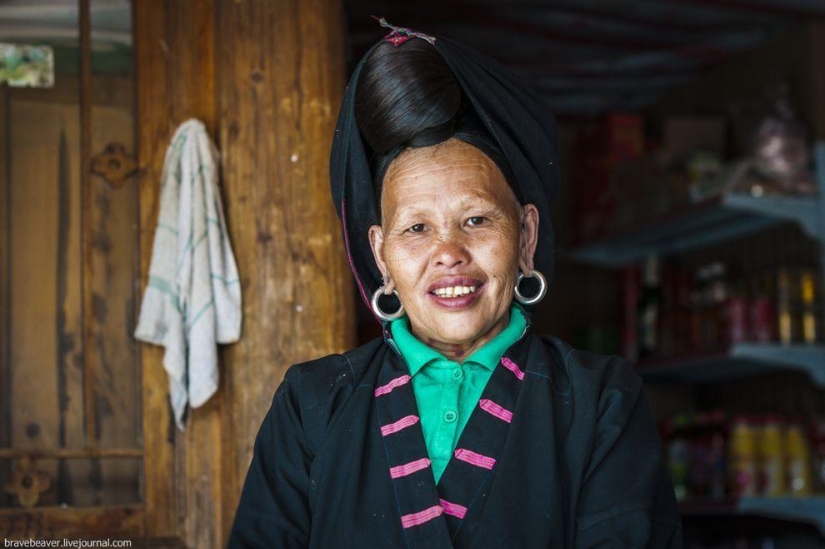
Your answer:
[518,204,540,275]
[368,225,395,293]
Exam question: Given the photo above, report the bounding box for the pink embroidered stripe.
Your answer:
[390,458,431,479]
[380,414,419,436]
[501,357,525,380]
[454,448,496,470]
[439,498,468,519]
[401,505,443,528]
[479,398,513,423]
[374,375,411,397]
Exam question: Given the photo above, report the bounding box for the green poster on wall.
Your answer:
[0,44,54,88]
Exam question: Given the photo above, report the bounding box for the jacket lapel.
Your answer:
[435,330,532,541]
[375,347,455,549]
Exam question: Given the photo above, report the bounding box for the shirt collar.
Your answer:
[389,303,528,376]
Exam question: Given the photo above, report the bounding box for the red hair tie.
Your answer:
[372,16,436,47]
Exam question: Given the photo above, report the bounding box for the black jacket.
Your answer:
[228,331,683,548]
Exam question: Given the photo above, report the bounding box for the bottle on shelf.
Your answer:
[785,420,814,496]
[729,415,758,498]
[689,410,729,500]
[800,269,821,344]
[810,416,825,494]
[638,255,662,360]
[708,410,728,500]
[673,266,693,357]
[620,265,640,364]
[750,272,777,344]
[758,414,787,497]
[659,263,677,359]
[667,414,691,502]
[691,264,711,353]
[725,279,750,346]
[706,262,731,351]
[776,268,799,345]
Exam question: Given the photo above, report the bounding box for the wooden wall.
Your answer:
[0,74,141,521]
[135,0,354,547]
[0,84,7,505]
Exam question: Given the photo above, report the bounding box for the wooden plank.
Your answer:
[162,1,222,547]
[80,0,96,460]
[54,109,78,507]
[88,104,141,506]
[55,101,95,508]
[0,505,144,538]
[133,0,180,538]
[0,448,142,459]
[216,0,353,544]
[0,80,10,509]
[8,100,66,508]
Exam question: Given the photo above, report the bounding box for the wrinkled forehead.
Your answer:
[381,139,520,214]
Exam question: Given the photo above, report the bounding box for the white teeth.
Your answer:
[433,285,477,298]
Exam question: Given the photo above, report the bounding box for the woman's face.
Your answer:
[369,138,539,358]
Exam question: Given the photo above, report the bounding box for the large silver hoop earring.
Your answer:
[371,286,405,322]
[514,270,547,305]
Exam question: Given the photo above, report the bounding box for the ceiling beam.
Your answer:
[349,2,693,51]
[666,0,825,17]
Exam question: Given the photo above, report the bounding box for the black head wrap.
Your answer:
[330,32,560,316]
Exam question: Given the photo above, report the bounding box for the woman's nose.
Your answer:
[431,233,470,269]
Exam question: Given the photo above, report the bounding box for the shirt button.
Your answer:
[451,368,463,381]
[443,410,458,423]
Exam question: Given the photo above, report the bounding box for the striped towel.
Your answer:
[135,119,242,431]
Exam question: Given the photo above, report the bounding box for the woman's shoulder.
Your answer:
[279,337,388,407]
[532,333,643,400]
[269,337,389,453]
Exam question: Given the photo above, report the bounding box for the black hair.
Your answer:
[354,40,520,203]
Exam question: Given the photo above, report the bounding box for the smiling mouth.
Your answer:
[431,285,478,298]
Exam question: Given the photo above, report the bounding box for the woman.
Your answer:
[228,22,682,549]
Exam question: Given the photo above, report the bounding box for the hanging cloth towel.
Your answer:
[135,119,242,431]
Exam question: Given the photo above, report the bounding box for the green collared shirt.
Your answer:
[390,304,528,483]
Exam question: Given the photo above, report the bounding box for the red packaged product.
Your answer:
[726,295,749,345]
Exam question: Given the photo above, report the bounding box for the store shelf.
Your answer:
[567,193,817,268]
[740,497,825,535]
[638,343,825,387]
[568,143,825,268]
[679,497,825,535]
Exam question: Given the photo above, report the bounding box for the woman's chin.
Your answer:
[415,312,506,352]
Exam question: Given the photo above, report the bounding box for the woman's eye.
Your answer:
[408,223,426,233]
[467,216,486,226]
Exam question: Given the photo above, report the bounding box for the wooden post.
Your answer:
[135,0,354,547]
[215,0,355,541]
[135,0,219,542]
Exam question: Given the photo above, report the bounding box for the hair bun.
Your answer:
[355,40,461,155]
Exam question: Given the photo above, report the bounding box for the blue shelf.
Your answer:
[738,497,825,536]
[722,194,821,240]
[568,144,825,268]
[638,343,825,388]
[567,191,818,268]
[681,497,825,535]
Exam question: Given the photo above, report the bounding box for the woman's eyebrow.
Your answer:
[391,199,508,224]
